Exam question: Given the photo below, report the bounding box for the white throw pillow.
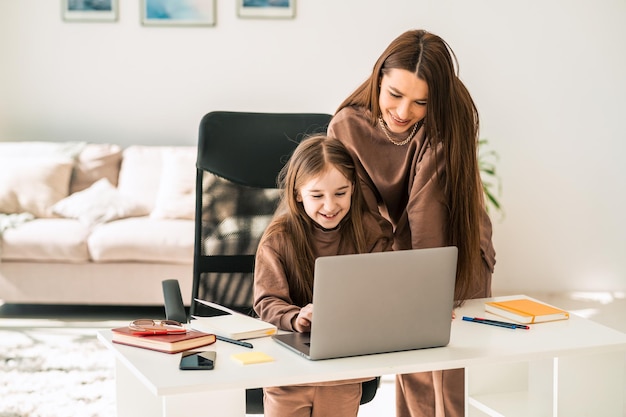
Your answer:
[150,149,196,220]
[116,146,165,212]
[0,157,74,218]
[51,178,149,227]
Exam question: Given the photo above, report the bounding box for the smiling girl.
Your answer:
[253,135,391,416]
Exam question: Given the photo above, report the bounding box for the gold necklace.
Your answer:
[378,115,421,146]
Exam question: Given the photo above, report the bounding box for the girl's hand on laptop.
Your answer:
[294,303,313,333]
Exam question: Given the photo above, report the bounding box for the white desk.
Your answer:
[97,296,626,417]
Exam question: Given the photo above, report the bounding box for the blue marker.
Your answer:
[462,316,529,330]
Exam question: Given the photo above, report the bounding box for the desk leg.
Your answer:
[467,351,625,417]
[528,358,556,416]
[162,390,245,417]
[115,358,162,417]
[556,350,625,417]
[114,358,246,417]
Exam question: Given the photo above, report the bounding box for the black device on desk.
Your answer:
[179,351,216,370]
[162,279,189,323]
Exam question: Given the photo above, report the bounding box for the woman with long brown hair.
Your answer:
[328,29,496,417]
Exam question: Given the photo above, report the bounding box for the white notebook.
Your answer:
[189,299,277,340]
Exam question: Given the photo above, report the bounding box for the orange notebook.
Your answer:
[112,327,216,354]
[485,298,570,324]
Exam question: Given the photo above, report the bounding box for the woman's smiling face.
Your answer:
[379,68,429,134]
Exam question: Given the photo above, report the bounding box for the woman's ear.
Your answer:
[295,191,302,202]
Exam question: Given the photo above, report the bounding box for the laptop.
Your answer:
[272,246,458,360]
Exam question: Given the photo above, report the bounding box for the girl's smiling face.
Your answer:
[297,166,353,229]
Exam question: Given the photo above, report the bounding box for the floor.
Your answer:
[2,291,625,416]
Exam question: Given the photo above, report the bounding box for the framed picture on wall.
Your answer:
[62,0,118,22]
[142,0,216,26]
[237,0,296,19]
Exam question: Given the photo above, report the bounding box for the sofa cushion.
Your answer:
[117,146,196,216]
[0,141,87,218]
[51,178,149,227]
[88,217,193,264]
[0,157,74,218]
[116,146,164,212]
[150,148,196,220]
[0,218,90,262]
[70,143,123,194]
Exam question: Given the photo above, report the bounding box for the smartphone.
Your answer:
[179,351,216,370]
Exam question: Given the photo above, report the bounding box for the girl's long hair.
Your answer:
[260,135,368,306]
[336,29,483,303]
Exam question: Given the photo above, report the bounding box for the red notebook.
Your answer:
[112,327,216,354]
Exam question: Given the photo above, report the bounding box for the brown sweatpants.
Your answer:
[263,383,362,417]
[395,259,494,417]
[396,369,464,417]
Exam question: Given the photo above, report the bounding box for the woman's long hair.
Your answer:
[260,135,369,306]
[336,30,483,303]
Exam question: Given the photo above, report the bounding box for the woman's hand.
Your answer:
[294,303,313,333]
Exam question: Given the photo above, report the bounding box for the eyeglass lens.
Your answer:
[130,319,183,328]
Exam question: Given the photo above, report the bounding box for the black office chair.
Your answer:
[189,111,380,414]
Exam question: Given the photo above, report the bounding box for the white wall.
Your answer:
[1,0,625,295]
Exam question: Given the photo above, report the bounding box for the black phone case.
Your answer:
[179,351,216,370]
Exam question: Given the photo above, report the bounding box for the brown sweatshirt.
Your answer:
[253,212,391,331]
[328,106,496,298]
[253,212,391,387]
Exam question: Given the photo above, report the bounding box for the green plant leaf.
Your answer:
[478,138,503,218]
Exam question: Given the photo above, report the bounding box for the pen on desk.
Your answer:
[462,316,530,330]
[216,335,254,349]
[475,317,530,330]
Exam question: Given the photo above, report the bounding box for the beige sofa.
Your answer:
[0,142,196,306]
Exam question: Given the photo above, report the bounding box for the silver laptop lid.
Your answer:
[306,247,458,360]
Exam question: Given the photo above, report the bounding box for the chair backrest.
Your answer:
[190,111,332,317]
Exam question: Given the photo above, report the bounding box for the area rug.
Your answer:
[0,320,118,417]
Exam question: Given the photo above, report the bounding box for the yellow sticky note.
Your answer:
[231,351,274,365]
